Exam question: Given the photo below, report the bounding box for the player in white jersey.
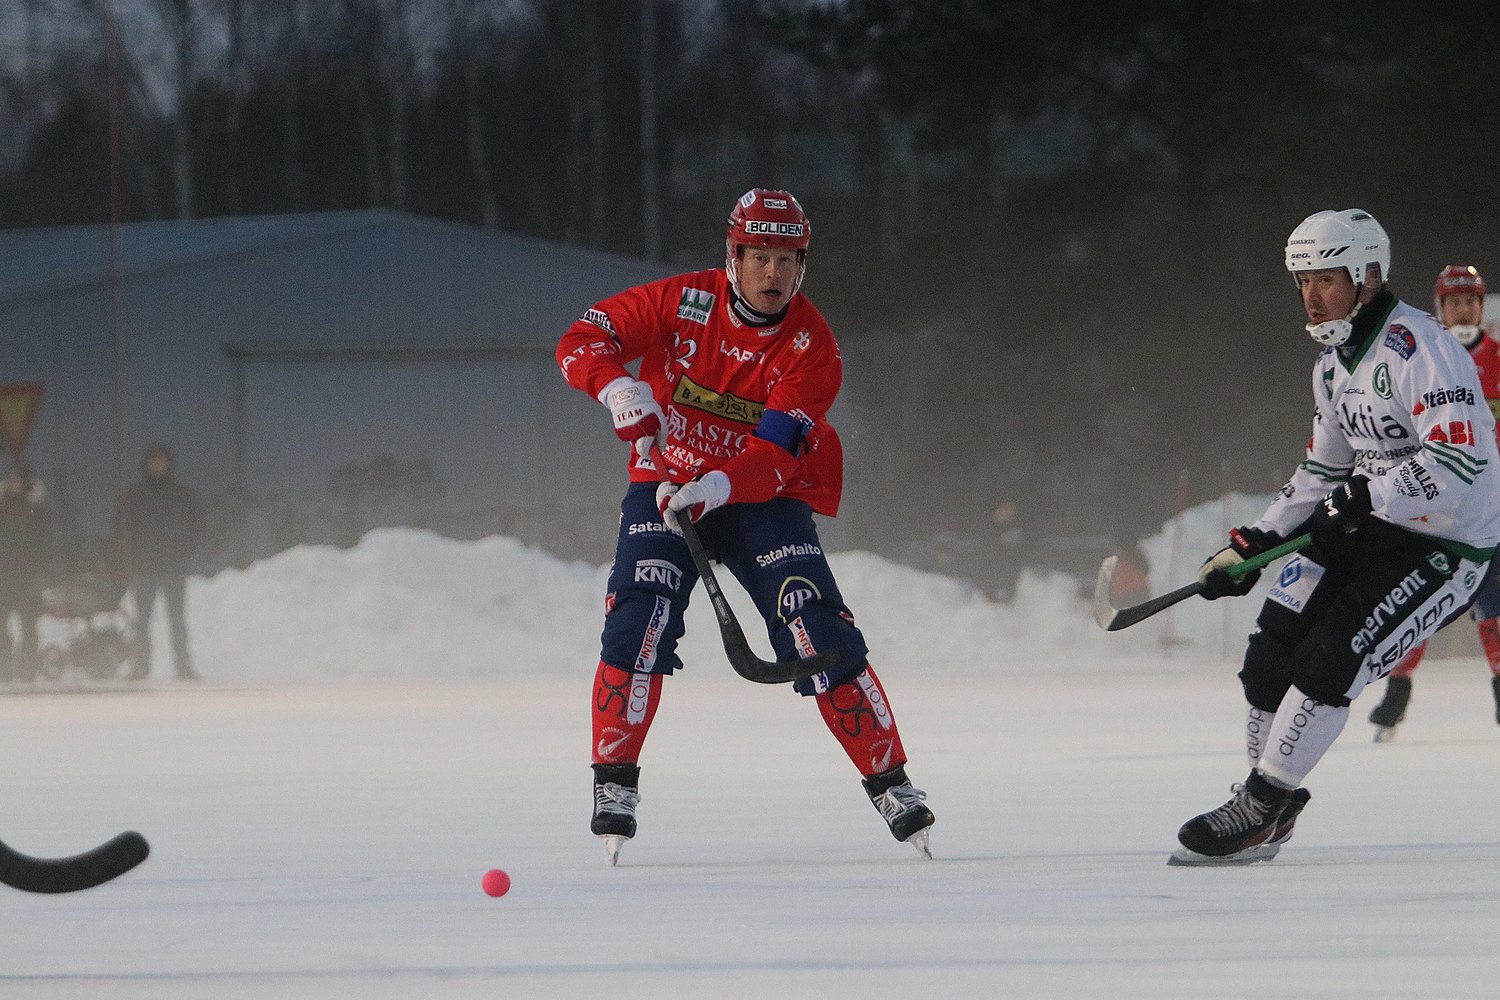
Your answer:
[1365,265,1500,738]
[1171,209,1500,865]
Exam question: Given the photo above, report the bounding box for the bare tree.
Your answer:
[442,0,504,229]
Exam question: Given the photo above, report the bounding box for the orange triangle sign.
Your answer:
[0,383,44,459]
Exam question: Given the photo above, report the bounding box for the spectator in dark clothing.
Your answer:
[115,444,204,681]
[0,463,51,682]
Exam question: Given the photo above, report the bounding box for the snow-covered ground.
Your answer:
[4,505,1499,998]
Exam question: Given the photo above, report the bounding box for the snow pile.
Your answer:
[183,496,1278,682]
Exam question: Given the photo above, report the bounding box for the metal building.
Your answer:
[0,209,674,566]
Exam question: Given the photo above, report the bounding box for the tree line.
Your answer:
[5,0,1500,572]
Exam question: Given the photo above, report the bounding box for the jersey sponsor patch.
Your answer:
[1267,555,1324,614]
[1384,324,1417,359]
[672,373,765,425]
[1418,385,1477,409]
[677,288,716,325]
[582,308,616,334]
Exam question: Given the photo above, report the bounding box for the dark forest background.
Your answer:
[4,0,1500,575]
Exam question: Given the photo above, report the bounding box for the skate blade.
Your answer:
[1372,724,1398,743]
[905,828,933,860]
[601,835,625,866]
[1167,843,1280,867]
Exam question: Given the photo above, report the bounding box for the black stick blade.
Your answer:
[1093,554,1204,631]
[680,516,840,685]
[0,830,150,894]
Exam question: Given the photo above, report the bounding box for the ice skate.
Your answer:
[1368,676,1411,741]
[862,765,935,859]
[1492,676,1500,726]
[591,763,640,866]
[1169,770,1301,866]
[1265,787,1311,852]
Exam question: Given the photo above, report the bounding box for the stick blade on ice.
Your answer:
[0,830,150,894]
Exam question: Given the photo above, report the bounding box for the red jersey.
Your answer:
[1470,334,1500,426]
[557,268,844,516]
[1469,334,1500,452]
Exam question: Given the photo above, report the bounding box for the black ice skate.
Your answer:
[1264,787,1311,853]
[1492,676,1500,726]
[1169,770,1305,866]
[591,763,640,866]
[862,765,935,859]
[1369,676,1412,742]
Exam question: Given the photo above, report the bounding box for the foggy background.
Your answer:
[3,0,1499,582]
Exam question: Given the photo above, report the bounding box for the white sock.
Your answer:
[1245,705,1272,769]
[1257,685,1349,789]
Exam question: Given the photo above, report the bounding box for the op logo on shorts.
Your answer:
[777,576,821,622]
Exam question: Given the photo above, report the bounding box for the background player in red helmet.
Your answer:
[1366,264,1500,738]
[557,188,935,864]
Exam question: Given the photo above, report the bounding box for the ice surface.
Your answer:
[4,510,1499,998]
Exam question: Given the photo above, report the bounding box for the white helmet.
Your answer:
[1284,209,1391,346]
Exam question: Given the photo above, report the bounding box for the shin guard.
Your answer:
[814,665,907,777]
[1245,706,1272,769]
[592,660,663,765]
[1257,685,1349,789]
[1478,618,1500,676]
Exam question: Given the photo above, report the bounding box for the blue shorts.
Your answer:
[598,482,869,694]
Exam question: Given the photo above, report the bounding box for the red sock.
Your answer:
[1478,618,1500,676]
[1390,641,1426,680]
[814,664,907,777]
[591,660,663,764]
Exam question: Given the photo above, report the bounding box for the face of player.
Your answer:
[1297,267,1359,325]
[1441,292,1483,330]
[737,246,801,314]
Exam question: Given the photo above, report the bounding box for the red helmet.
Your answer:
[1434,264,1487,347]
[725,189,810,298]
[1434,264,1486,302]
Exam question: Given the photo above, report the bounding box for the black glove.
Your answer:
[1308,477,1373,546]
[1198,526,1281,601]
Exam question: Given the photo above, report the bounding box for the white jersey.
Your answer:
[1255,294,1500,556]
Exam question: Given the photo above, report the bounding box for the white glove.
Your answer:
[599,376,664,447]
[655,482,683,533]
[657,471,731,529]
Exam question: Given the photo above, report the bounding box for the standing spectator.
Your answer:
[987,499,1031,602]
[116,443,204,681]
[0,463,50,682]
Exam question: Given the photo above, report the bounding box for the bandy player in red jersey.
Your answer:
[556,189,935,863]
[1367,264,1500,739]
